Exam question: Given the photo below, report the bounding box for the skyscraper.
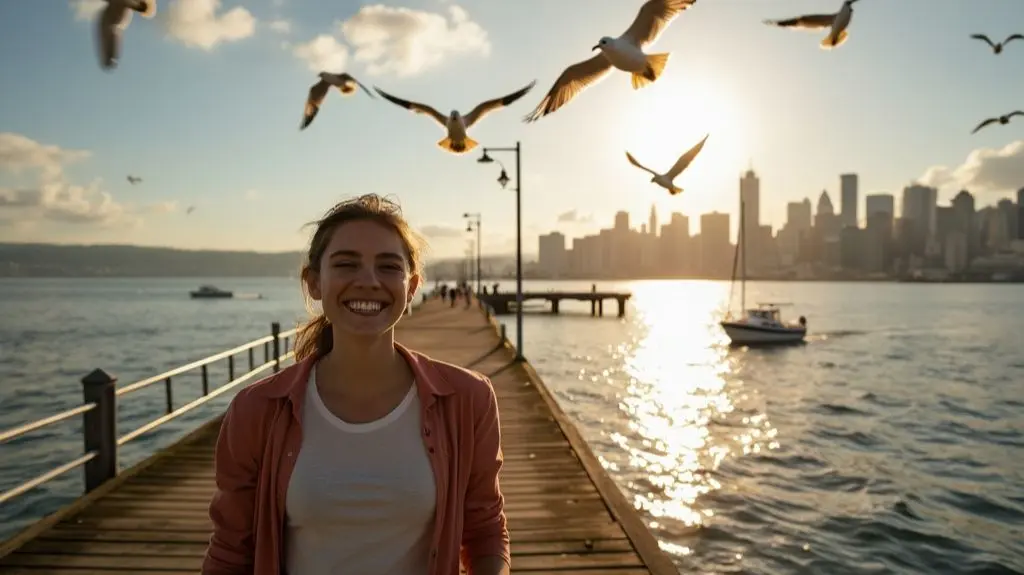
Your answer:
[740,169,760,241]
[840,173,858,228]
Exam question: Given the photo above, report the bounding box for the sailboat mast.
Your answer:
[740,197,746,311]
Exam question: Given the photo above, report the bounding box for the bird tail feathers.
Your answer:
[137,0,157,18]
[438,136,478,154]
[631,52,670,89]
[820,29,848,49]
[669,186,683,195]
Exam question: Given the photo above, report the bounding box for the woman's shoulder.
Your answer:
[226,359,311,415]
[406,348,495,400]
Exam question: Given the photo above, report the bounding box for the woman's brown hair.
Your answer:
[293,193,426,362]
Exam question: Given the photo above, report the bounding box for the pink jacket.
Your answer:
[201,343,510,575]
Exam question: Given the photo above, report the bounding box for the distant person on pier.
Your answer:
[440,283,449,303]
[202,193,510,575]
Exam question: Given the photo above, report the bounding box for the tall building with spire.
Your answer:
[649,204,658,236]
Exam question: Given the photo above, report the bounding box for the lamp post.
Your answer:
[463,212,482,295]
[477,142,523,361]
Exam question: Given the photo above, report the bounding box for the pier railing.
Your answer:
[0,322,297,506]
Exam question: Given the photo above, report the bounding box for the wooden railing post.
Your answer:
[81,368,118,493]
[271,322,281,373]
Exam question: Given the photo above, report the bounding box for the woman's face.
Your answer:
[304,219,420,338]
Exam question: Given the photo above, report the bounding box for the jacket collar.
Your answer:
[257,342,456,408]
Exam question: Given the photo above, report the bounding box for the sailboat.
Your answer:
[720,197,808,345]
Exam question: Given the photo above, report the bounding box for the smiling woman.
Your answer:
[614,71,753,209]
[201,193,512,575]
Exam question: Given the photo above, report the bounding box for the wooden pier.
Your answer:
[479,289,632,318]
[0,298,676,574]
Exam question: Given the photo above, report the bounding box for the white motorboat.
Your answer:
[721,303,807,345]
[720,196,807,346]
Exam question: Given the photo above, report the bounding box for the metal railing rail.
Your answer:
[0,322,297,506]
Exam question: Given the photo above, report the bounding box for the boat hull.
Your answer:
[190,292,233,299]
[720,321,806,345]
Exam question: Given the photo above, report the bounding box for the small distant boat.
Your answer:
[720,196,807,346]
[189,285,233,299]
[721,303,807,345]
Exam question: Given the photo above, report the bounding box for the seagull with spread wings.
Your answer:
[523,0,697,123]
[127,175,142,185]
[971,111,1023,134]
[625,134,709,195]
[373,81,536,154]
[300,72,374,130]
[764,0,861,50]
[970,33,1024,54]
[96,0,156,70]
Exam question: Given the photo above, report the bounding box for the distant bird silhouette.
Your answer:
[971,111,1023,134]
[96,0,156,70]
[764,0,861,50]
[523,0,697,123]
[970,34,1024,54]
[373,81,536,154]
[186,205,196,215]
[625,133,709,195]
[300,72,374,130]
[126,175,142,184]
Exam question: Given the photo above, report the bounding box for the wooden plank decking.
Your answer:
[0,298,677,574]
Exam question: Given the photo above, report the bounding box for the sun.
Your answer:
[614,72,752,203]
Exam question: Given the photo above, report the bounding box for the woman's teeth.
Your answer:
[345,300,384,315]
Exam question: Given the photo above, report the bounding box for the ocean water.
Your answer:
[1,278,1023,574]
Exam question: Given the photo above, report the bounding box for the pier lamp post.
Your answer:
[463,212,482,295]
[477,142,523,361]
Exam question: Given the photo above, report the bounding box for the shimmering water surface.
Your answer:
[1,278,1022,574]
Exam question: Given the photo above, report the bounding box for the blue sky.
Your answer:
[1,0,1022,259]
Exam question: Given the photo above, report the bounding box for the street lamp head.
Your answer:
[497,168,510,189]
[477,151,494,164]
[466,225,473,232]
[462,212,470,218]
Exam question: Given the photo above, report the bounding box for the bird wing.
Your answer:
[764,13,836,29]
[464,80,536,128]
[620,0,697,47]
[625,151,659,177]
[523,54,613,123]
[971,117,997,134]
[1008,111,1024,119]
[96,3,128,69]
[663,133,704,175]
[336,73,375,99]
[970,34,997,49]
[373,87,448,127]
[124,0,156,18]
[1004,34,1024,44]
[301,79,331,130]
[666,133,709,178]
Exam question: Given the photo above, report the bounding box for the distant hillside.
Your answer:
[0,243,305,277]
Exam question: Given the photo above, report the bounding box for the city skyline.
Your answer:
[1,0,1023,260]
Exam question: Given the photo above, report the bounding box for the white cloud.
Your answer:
[556,209,593,224]
[0,133,132,226]
[267,18,291,34]
[292,34,349,72]
[69,0,104,21]
[917,140,1024,194]
[337,4,490,77]
[0,132,90,182]
[165,0,257,50]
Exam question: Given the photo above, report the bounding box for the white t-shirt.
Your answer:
[284,368,437,575]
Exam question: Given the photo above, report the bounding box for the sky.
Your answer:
[1,0,1023,260]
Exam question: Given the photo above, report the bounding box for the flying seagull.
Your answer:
[970,34,1024,54]
[127,175,142,184]
[373,81,536,154]
[971,111,1023,134]
[764,0,861,50]
[523,0,697,123]
[300,72,374,130]
[625,134,709,195]
[96,0,156,70]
